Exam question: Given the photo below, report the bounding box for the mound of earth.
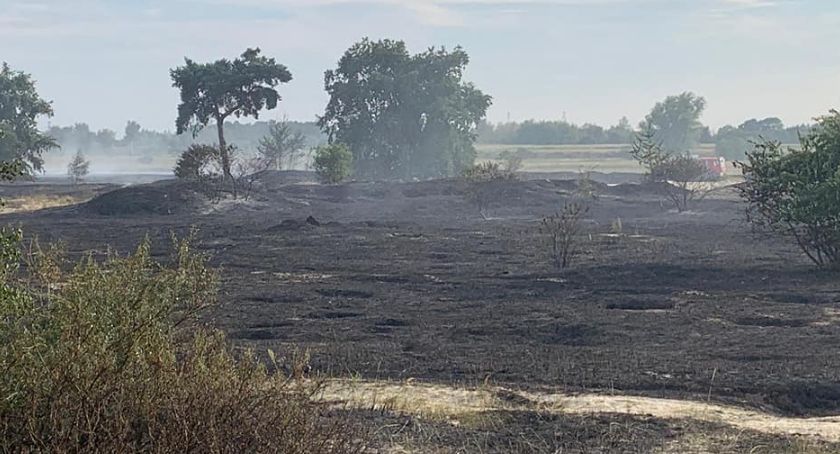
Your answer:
[80,172,690,219]
[522,171,643,185]
[250,170,319,190]
[83,180,206,216]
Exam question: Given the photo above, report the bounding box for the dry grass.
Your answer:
[319,379,840,444]
[0,194,90,213]
[475,143,751,175]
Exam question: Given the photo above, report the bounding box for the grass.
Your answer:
[476,143,724,174]
[322,379,840,453]
[319,378,840,442]
[0,194,92,213]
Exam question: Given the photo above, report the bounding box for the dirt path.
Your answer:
[319,380,840,442]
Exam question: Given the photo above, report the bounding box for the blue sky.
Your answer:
[1,0,839,133]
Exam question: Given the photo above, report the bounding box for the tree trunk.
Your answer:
[215,116,237,197]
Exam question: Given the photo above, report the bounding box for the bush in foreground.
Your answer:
[738,110,840,269]
[0,232,362,453]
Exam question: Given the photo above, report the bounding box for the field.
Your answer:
[40,143,721,178]
[476,143,722,174]
[3,172,840,452]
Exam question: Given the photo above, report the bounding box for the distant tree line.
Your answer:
[45,103,811,168]
[715,118,809,159]
[480,117,807,150]
[477,117,636,146]
[478,93,810,161]
[45,120,324,158]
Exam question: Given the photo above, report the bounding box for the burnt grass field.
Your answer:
[4,171,840,421]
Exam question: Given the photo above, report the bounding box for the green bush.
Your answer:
[738,110,840,269]
[0,232,362,453]
[313,144,352,184]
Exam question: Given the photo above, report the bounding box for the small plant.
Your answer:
[174,143,221,180]
[313,143,352,184]
[575,168,599,200]
[630,128,710,212]
[541,202,589,269]
[497,149,523,173]
[66,149,90,183]
[462,162,518,219]
[462,161,516,182]
[611,217,623,235]
[737,110,840,269]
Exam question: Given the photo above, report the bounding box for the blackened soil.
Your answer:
[6,171,840,417]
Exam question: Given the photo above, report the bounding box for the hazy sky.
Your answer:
[2,0,839,134]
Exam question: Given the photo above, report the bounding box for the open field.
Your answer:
[477,143,731,174]
[3,172,840,452]
[41,142,723,177]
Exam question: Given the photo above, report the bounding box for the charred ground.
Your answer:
[4,171,839,419]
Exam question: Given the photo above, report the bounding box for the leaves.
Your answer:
[312,143,352,184]
[641,92,706,154]
[0,63,58,173]
[738,110,840,268]
[318,39,491,179]
[171,48,292,136]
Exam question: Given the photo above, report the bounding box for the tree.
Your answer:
[0,63,58,173]
[641,92,707,153]
[715,117,808,160]
[66,150,90,183]
[631,128,710,212]
[737,110,840,269]
[257,119,307,170]
[319,38,491,180]
[171,48,292,186]
[312,144,352,184]
[606,117,635,143]
[124,120,141,143]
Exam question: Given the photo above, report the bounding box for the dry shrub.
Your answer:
[462,162,518,219]
[497,150,523,174]
[575,169,599,201]
[541,202,589,269]
[630,129,711,212]
[0,231,363,453]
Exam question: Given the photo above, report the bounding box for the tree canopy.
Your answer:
[715,117,809,160]
[641,92,706,153]
[318,38,491,179]
[477,118,635,145]
[0,63,58,173]
[171,48,292,181]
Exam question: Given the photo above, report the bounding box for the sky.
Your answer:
[1,0,839,134]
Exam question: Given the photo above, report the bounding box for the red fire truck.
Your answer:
[697,156,727,179]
